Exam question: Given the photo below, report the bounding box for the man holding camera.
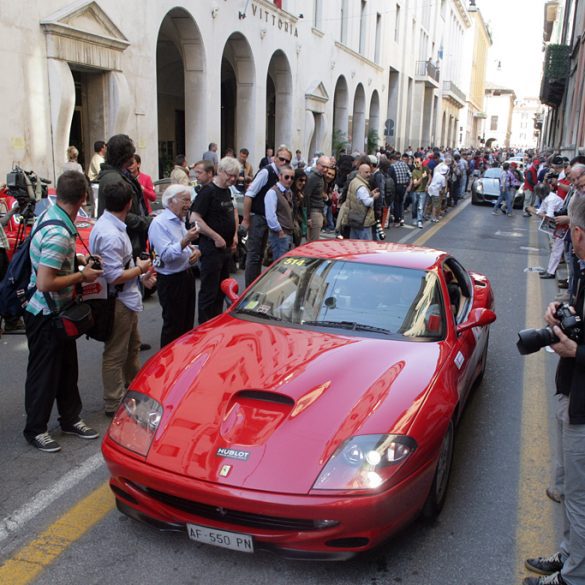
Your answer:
[24,172,103,452]
[523,194,585,585]
[345,163,380,240]
[90,182,156,417]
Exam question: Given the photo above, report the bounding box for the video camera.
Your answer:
[6,166,51,213]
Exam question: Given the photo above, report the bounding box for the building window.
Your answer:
[395,3,400,43]
[359,1,367,54]
[340,0,349,43]
[490,116,498,131]
[374,13,382,63]
[314,0,322,30]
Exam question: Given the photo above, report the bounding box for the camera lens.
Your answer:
[516,326,558,355]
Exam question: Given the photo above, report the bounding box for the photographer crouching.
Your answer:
[521,194,585,585]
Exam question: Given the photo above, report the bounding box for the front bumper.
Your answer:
[103,437,434,559]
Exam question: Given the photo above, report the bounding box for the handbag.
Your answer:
[45,294,94,341]
[81,274,118,342]
[85,295,116,342]
[347,206,367,228]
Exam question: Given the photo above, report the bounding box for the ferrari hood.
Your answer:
[479,178,501,196]
[136,316,441,494]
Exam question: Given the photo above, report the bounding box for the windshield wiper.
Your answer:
[235,308,283,321]
[302,320,391,335]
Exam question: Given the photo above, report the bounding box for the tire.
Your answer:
[422,420,454,520]
[471,193,479,205]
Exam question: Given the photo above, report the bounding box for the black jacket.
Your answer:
[555,269,585,424]
[97,165,151,258]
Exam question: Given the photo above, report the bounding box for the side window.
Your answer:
[442,259,472,324]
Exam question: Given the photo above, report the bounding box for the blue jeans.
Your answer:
[324,205,335,230]
[411,191,426,221]
[459,174,467,196]
[244,214,268,287]
[268,232,292,261]
[349,226,373,240]
[493,189,514,213]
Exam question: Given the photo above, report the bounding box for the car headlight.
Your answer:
[313,434,417,491]
[108,391,163,457]
[475,182,483,194]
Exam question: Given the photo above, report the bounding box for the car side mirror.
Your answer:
[221,278,240,304]
[457,308,496,334]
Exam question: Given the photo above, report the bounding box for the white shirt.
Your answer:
[89,210,142,312]
[148,209,194,275]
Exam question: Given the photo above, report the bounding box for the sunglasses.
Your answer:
[278,156,291,163]
[282,174,294,180]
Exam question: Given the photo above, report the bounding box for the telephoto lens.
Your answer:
[516,304,582,355]
[375,220,386,240]
[516,326,558,355]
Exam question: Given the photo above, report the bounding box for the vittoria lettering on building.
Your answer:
[251,2,299,37]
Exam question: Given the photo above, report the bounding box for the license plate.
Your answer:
[187,523,254,553]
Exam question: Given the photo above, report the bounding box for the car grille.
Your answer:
[127,480,321,531]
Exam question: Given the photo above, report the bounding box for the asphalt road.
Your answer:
[0,199,565,585]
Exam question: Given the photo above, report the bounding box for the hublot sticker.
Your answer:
[216,447,250,461]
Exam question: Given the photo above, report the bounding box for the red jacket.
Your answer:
[137,172,156,214]
[524,164,538,191]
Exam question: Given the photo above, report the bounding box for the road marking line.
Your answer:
[0,452,104,543]
[514,217,557,581]
[412,204,557,579]
[0,482,114,585]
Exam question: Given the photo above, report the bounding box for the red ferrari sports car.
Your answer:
[103,240,496,559]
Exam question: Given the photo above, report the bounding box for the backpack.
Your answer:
[384,173,396,205]
[0,217,72,319]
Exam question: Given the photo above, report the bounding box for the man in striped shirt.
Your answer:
[24,171,103,452]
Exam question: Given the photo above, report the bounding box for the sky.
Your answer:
[476,0,546,98]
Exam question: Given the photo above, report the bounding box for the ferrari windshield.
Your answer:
[234,256,446,340]
[483,168,502,179]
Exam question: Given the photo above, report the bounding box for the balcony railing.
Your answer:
[415,60,440,83]
[540,44,570,107]
[442,81,466,106]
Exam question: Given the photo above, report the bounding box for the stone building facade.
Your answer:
[1,0,389,182]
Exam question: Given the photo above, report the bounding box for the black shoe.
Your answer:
[539,272,556,279]
[558,279,568,289]
[140,343,151,351]
[29,432,62,453]
[61,420,99,440]
[525,552,564,575]
[523,572,566,585]
[105,410,116,418]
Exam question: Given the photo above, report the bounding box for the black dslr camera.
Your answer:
[517,304,582,355]
[88,256,102,271]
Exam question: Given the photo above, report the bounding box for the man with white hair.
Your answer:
[148,184,200,347]
[191,156,240,324]
[522,195,585,585]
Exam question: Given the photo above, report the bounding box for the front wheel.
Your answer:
[422,420,454,520]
